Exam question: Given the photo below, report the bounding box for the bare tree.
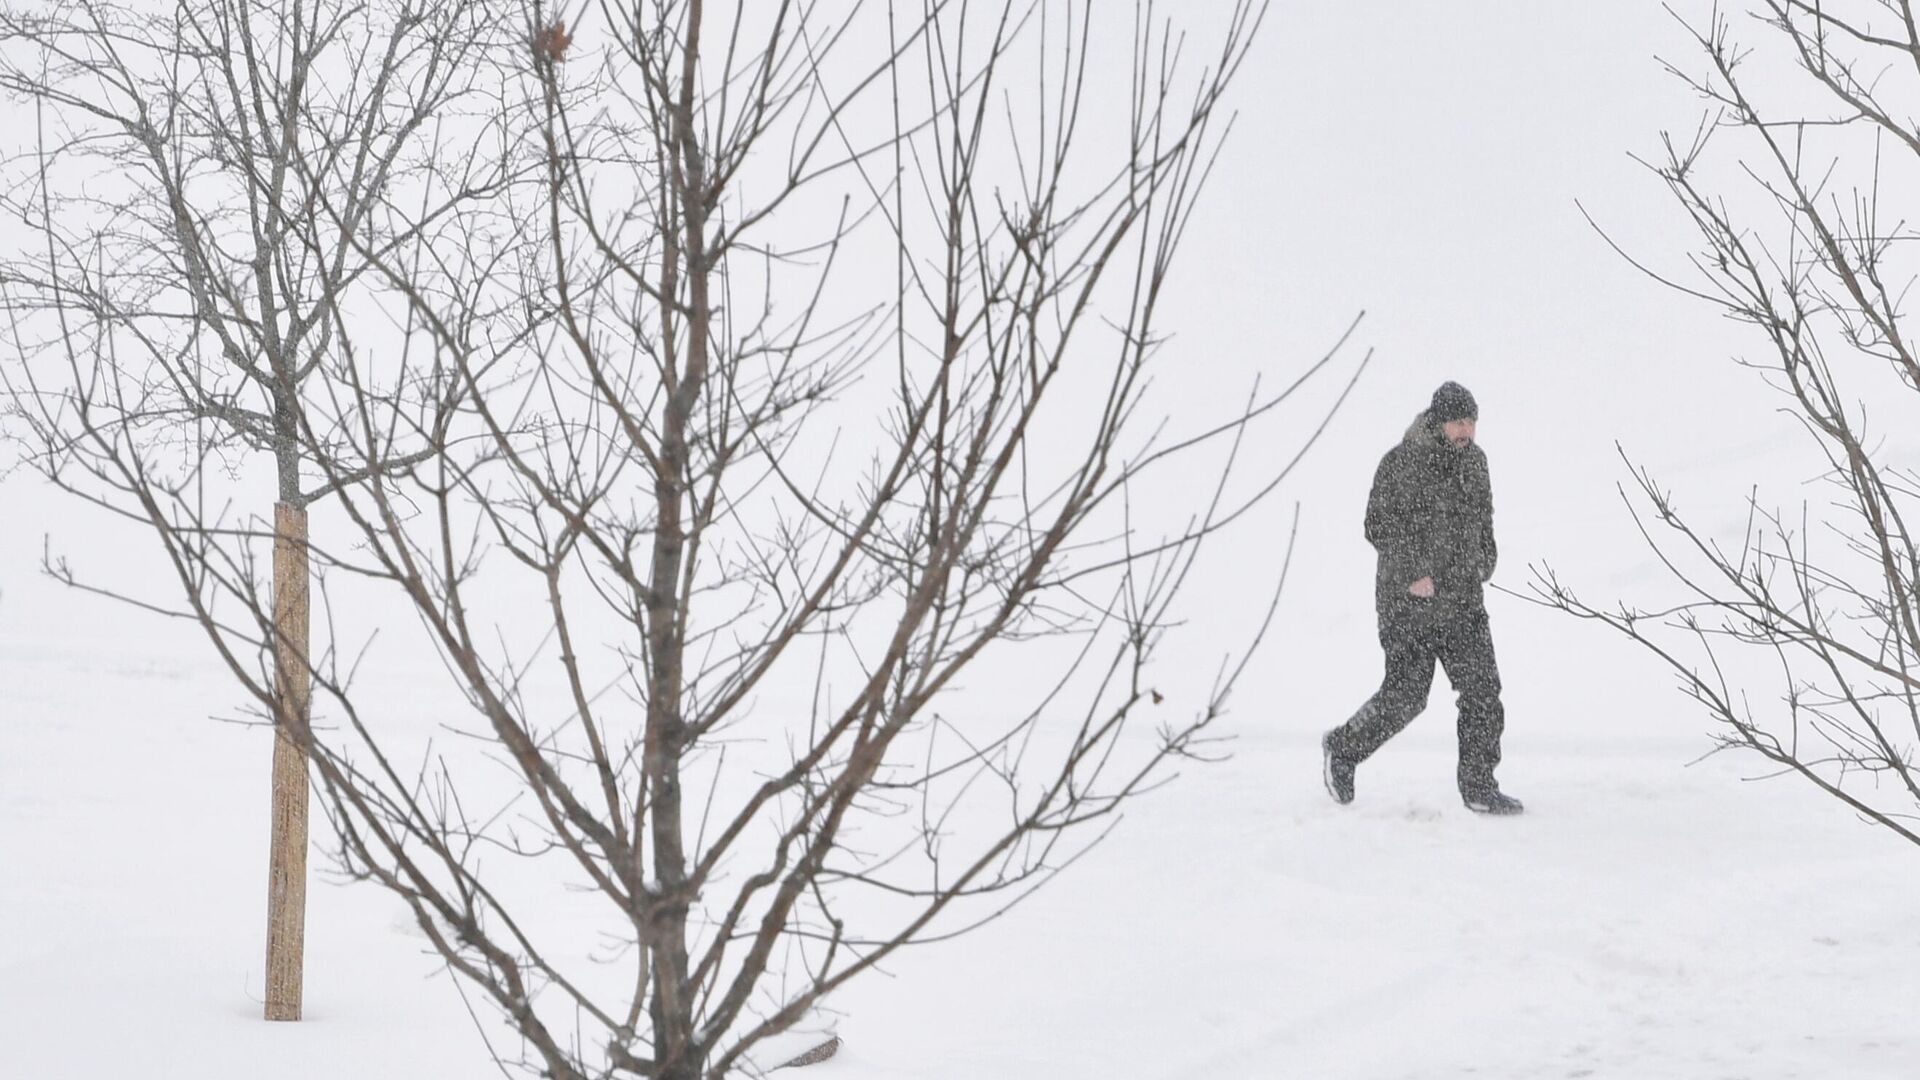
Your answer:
[1539,1,1920,846]
[10,1,1366,1076]
[0,0,521,1018]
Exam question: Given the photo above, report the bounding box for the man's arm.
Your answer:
[1363,449,1437,589]
[1476,451,1497,582]
[1482,519,1498,583]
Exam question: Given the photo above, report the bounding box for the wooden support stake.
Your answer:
[265,502,310,1021]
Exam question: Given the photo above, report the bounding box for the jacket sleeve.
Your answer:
[1481,507,1498,583]
[1364,449,1437,585]
[1478,453,1497,582]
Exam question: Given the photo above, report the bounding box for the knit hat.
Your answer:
[1428,381,1478,423]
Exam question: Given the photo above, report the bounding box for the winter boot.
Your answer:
[1322,730,1355,805]
[1462,789,1524,816]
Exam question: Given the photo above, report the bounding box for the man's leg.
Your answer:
[1437,606,1506,799]
[1330,633,1438,765]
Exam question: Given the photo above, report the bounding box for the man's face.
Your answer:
[1442,417,1476,448]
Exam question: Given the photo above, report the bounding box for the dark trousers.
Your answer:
[1329,602,1505,796]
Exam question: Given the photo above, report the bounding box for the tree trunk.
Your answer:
[265,502,310,1021]
[645,7,710,1067]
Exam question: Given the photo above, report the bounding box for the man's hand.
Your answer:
[1408,577,1435,598]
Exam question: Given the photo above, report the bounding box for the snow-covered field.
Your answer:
[7,512,1919,1080]
[8,3,1920,1078]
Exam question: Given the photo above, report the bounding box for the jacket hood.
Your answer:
[1403,411,1443,447]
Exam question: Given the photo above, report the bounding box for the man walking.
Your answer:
[1322,381,1524,815]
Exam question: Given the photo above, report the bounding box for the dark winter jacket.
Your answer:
[1365,412,1497,626]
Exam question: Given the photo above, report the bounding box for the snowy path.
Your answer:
[825,725,1920,1080]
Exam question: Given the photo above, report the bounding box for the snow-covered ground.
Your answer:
[833,731,1920,1080]
[8,3,1920,1078]
[7,521,1919,1080]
